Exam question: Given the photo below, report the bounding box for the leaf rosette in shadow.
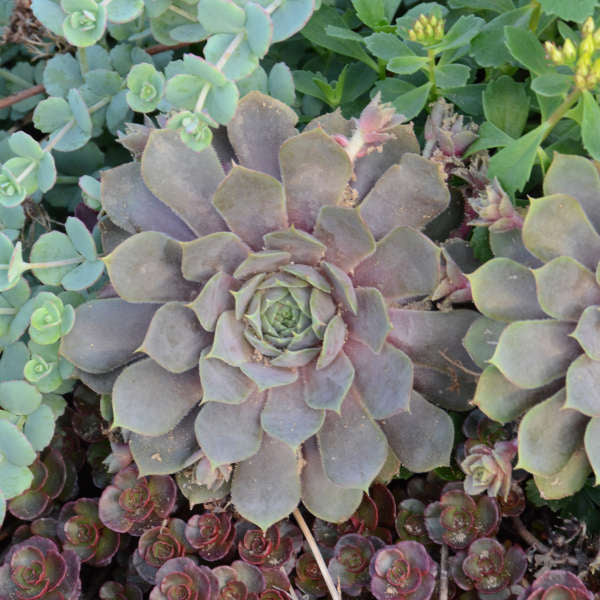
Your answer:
[465,153,600,498]
[61,91,480,529]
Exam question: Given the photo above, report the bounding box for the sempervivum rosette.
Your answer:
[61,92,480,529]
[465,153,600,499]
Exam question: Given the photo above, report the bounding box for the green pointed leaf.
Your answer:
[582,90,600,162]
[392,83,432,121]
[531,73,572,97]
[487,125,546,193]
[483,76,529,138]
[537,0,597,22]
[504,26,552,76]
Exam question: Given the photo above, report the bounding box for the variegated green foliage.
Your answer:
[29,0,309,154]
[61,91,480,529]
[466,153,600,499]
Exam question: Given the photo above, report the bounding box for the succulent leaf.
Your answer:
[517,389,588,476]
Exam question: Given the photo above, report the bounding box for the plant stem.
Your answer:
[0,68,32,89]
[0,256,84,271]
[440,544,449,600]
[26,257,85,270]
[529,0,541,33]
[511,517,550,553]
[0,84,45,111]
[216,32,244,70]
[427,49,438,100]
[292,508,340,600]
[194,32,244,113]
[266,0,283,13]
[168,4,198,21]
[56,176,80,185]
[541,87,582,143]
[78,47,89,75]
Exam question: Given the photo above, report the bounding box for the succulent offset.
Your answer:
[61,91,482,529]
[465,153,600,498]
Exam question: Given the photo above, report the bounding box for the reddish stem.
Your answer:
[0,41,191,111]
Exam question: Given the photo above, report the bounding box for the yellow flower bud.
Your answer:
[580,35,595,56]
[408,29,417,42]
[435,21,444,40]
[577,62,590,78]
[594,28,600,46]
[563,38,577,63]
[551,48,564,64]
[425,23,434,38]
[414,20,424,34]
[583,16,595,37]
[430,15,437,26]
[575,73,587,89]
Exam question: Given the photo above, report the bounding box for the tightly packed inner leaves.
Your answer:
[60,91,481,530]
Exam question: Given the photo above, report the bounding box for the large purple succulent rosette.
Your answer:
[61,92,479,529]
[465,153,600,499]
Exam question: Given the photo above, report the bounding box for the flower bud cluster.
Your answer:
[408,14,445,46]
[468,178,524,232]
[544,17,600,90]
